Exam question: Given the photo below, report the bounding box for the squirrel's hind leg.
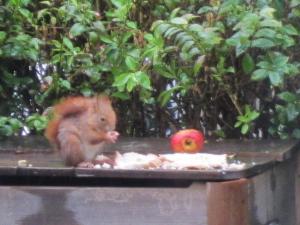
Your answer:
[58,132,85,167]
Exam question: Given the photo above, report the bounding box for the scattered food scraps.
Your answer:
[94,152,245,171]
[17,160,29,167]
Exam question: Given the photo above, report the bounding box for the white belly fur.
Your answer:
[82,142,105,160]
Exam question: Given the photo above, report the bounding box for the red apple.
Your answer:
[170,129,204,153]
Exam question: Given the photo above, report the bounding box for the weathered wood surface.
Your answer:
[207,179,250,225]
[296,149,300,225]
[0,136,298,181]
[0,137,298,225]
[250,156,296,225]
[0,136,297,157]
[207,156,297,225]
[0,183,207,225]
[0,160,297,225]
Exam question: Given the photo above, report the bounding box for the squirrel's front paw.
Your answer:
[77,161,95,168]
[106,131,119,143]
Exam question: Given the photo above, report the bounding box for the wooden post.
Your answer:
[207,179,250,225]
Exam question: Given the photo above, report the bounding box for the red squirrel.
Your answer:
[45,95,119,167]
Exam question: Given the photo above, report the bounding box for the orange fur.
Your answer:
[44,96,90,148]
[44,95,119,166]
[44,118,60,147]
[54,96,89,117]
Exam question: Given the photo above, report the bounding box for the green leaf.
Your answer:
[100,35,115,44]
[254,28,276,38]
[89,31,98,43]
[50,16,56,25]
[80,87,93,96]
[135,71,151,90]
[158,89,172,107]
[287,103,299,121]
[151,20,163,31]
[164,27,180,38]
[236,43,249,56]
[260,19,282,28]
[278,92,297,103]
[226,37,240,46]
[234,13,260,31]
[193,55,205,76]
[252,38,275,48]
[252,69,268,80]
[126,21,137,29]
[241,124,249,134]
[158,86,182,106]
[125,56,139,71]
[144,33,154,42]
[40,1,52,6]
[268,71,282,86]
[242,53,255,74]
[30,38,42,50]
[181,40,194,51]
[70,23,86,37]
[170,17,188,25]
[59,79,71,90]
[51,54,62,64]
[0,31,7,43]
[63,37,74,50]
[291,0,300,7]
[170,8,181,19]
[182,14,198,21]
[189,24,203,32]
[272,53,289,66]
[292,129,300,139]
[156,23,172,34]
[0,117,22,136]
[189,47,201,57]
[126,78,136,92]
[18,8,33,22]
[175,34,193,46]
[93,21,106,32]
[112,92,130,100]
[153,65,175,78]
[234,121,242,128]
[249,111,260,120]
[111,0,130,8]
[113,73,131,89]
[281,24,298,35]
[9,118,23,130]
[197,6,214,14]
[0,126,13,136]
[259,7,275,18]
[26,115,48,132]
[67,56,74,67]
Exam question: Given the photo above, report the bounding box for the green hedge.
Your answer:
[0,0,300,139]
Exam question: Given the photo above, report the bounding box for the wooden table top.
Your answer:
[0,136,298,182]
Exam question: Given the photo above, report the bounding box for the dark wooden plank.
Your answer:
[249,157,297,225]
[296,152,300,225]
[17,167,74,177]
[207,155,298,225]
[207,179,250,225]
